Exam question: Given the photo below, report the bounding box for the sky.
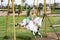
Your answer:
[0,0,60,6]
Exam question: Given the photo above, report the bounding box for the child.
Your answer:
[15,6,42,39]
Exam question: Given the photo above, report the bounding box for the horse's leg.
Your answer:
[15,23,22,28]
[37,31,42,38]
[15,23,19,26]
[32,31,36,40]
[37,26,42,38]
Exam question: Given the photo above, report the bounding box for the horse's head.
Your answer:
[20,19,27,27]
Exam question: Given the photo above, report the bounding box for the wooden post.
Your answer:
[5,0,10,37]
[12,0,16,40]
[36,0,38,16]
[50,0,52,25]
[20,0,23,16]
[44,0,47,35]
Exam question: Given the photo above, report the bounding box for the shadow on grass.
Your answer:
[0,36,32,40]
[16,36,32,40]
[0,37,10,40]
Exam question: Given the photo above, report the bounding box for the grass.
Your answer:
[52,9,60,14]
[0,16,60,40]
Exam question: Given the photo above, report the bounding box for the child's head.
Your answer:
[30,7,36,20]
[30,10,36,17]
[30,5,36,17]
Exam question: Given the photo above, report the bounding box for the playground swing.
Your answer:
[4,0,60,40]
[15,0,43,39]
[4,0,44,40]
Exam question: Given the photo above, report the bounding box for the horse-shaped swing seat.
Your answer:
[15,17,43,39]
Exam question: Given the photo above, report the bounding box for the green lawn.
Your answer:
[0,16,60,40]
[52,9,60,14]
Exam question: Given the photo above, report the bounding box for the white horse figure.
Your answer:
[33,17,42,30]
[15,17,42,39]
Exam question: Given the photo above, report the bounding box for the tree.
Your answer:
[14,4,17,11]
[38,3,43,14]
[27,7,31,17]
[1,0,3,8]
[25,3,28,9]
[18,5,21,16]
[39,3,43,10]
[54,3,58,8]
